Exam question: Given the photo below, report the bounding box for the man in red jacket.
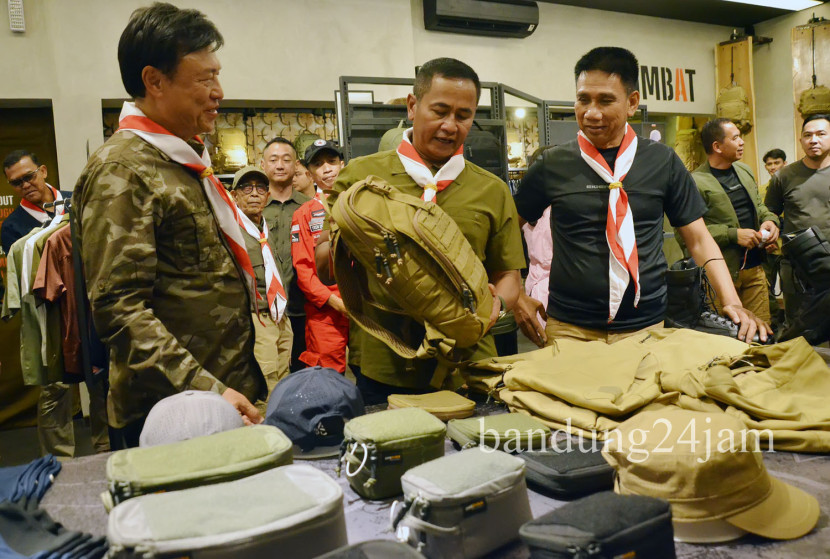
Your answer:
[290,140,348,372]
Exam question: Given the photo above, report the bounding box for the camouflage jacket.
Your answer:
[74,131,265,428]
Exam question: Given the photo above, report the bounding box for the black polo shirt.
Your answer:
[514,137,706,330]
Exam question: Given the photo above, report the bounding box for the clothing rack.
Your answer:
[43,198,98,387]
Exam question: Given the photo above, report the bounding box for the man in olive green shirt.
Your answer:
[74,4,263,447]
[231,165,291,393]
[316,58,524,404]
[260,137,311,372]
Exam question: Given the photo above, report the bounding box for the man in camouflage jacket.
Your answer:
[73,4,264,446]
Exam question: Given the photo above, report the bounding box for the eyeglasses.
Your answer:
[237,183,269,195]
[8,167,40,188]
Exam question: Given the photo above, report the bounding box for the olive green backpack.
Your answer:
[330,175,493,371]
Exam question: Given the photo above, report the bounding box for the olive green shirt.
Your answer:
[262,190,311,317]
[326,150,525,388]
[74,131,264,428]
[765,160,830,238]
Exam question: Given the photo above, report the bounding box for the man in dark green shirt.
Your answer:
[261,137,311,372]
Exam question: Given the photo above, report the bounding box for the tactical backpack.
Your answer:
[716,84,752,133]
[798,85,830,117]
[330,175,494,366]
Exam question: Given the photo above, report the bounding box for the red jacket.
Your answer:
[291,198,340,308]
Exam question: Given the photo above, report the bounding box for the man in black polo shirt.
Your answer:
[513,47,770,346]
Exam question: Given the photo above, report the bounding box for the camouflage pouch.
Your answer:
[103,425,293,510]
[447,413,550,453]
[338,407,446,500]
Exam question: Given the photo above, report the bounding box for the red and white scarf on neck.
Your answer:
[577,123,640,322]
[237,211,287,321]
[20,184,64,224]
[116,102,265,310]
[396,128,465,202]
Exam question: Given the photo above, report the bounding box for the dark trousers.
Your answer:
[108,417,146,450]
[352,368,428,406]
[288,314,307,373]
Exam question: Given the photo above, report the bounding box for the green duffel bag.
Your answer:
[393,447,532,558]
[107,465,347,559]
[447,413,550,453]
[103,424,293,510]
[338,407,447,500]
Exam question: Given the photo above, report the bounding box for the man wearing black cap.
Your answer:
[305,139,345,194]
[290,140,349,373]
[231,165,290,392]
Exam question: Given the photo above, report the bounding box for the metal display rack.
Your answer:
[337,76,509,181]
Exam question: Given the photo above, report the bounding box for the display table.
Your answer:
[40,402,830,558]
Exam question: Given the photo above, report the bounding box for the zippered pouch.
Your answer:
[394,447,532,558]
[107,464,347,559]
[387,390,476,421]
[447,413,550,452]
[104,424,293,510]
[520,491,676,559]
[338,407,446,500]
[519,447,614,498]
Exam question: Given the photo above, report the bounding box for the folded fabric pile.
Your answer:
[465,328,830,452]
[0,456,106,559]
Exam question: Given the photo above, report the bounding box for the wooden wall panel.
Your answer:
[791,22,830,159]
[716,37,760,180]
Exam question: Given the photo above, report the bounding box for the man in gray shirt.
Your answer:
[765,114,830,323]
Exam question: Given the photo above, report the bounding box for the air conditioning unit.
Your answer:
[423,0,539,39]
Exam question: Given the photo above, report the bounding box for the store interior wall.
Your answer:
[754,3,830,169]
[0,0,822,186]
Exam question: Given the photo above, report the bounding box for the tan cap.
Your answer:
[231,165,268,190]
[602,408,819,541]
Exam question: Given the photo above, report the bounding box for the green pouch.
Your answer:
[447,413,550,453]
[338,407,446,500]
[104,425,293,510]
[387,390,476,421]
[393,447,532,558]
[107,465,347,559]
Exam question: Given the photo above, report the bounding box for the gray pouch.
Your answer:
[393,447,531,558]
[104,425,293,510]
[107,464,347,559]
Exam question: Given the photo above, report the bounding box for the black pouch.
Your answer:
[519,491,676,559]
[519,448,614,498]
[316,539,425,558]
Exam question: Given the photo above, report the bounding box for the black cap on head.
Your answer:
[304,139,343,167]
[265,366,365,459]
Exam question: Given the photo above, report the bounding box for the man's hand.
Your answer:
[486,284,500,333]
[327,294,347,315]
[736,228,763,249]
[222,387,264,425]
[721,304,773,343]
[514,292,548,348]
[759,221,780,246]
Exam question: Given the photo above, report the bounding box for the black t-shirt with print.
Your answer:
[514,137,707,330]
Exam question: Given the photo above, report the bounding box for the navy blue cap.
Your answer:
[265,366,365,459]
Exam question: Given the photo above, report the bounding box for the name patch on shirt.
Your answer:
[586,184,609,190]
[291,223,300,243]
[309,216,325,233]
[311,209,326,218]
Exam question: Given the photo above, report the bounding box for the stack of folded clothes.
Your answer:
[0,456,107,559]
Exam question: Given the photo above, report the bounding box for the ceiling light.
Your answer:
[721,0,822,10]
[515,108,526,118]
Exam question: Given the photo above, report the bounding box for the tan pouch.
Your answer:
[387,390,476,421]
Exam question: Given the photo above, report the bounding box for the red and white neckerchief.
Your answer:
[238,211,287,321]
[396,128,464,202]
[577,123,640,322]
[20,184,64,224]
[116,102,258,298]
